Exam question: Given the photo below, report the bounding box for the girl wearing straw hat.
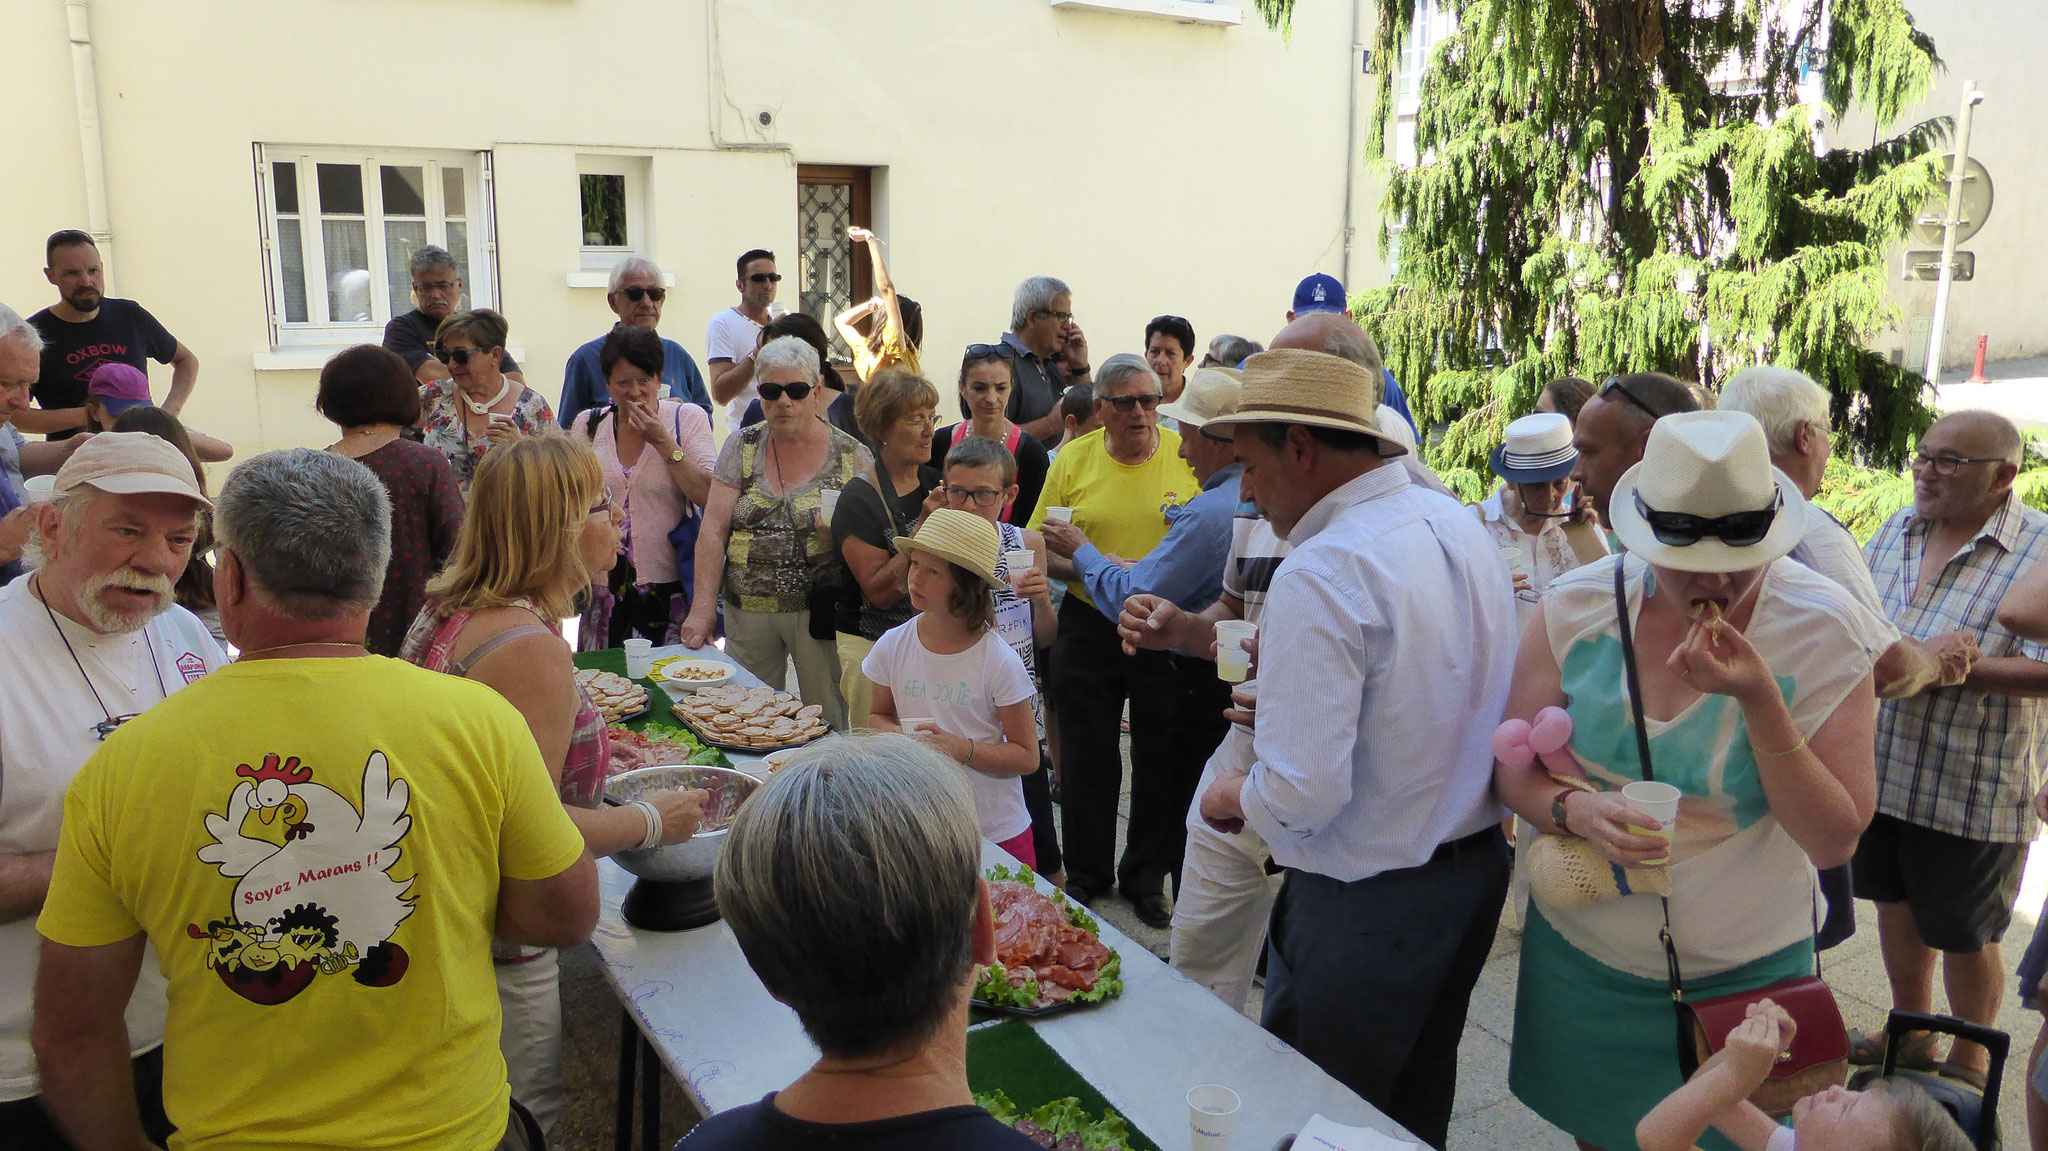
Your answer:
[1477,412,1609,626]
[1492,411,1884,1151]
[863,508,1043,866]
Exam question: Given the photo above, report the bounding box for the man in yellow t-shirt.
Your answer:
[34,450,595,1151]
[1026,354,1198,921]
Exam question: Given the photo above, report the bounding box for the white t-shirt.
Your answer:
[0,579,226,1100]
[704,304,788,433]
[864,619,1036,842]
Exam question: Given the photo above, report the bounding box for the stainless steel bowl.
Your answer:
[605,764,762,883]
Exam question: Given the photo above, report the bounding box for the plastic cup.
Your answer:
[1217,646,1250,683]
[1043,505,1073,524]
[22,475,55,503]
[1621,779,1682,861]
[623,638,654,680]
[819,488,841,524]
[1228,679,1259,732]
[1215,618,1257,652]
[1188,1084,1240,1150]
[1005,547,1034,579]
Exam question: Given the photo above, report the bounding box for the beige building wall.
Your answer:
[0,0,1381,458]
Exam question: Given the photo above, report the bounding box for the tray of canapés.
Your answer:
[668,683,830,753]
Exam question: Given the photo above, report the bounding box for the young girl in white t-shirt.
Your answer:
[864,509,1041,864]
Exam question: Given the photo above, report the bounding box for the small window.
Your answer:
[581,174,628,247]
[575,155,650,271]
[256,146,494,344]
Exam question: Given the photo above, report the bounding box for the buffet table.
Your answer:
[579,644,1417,1150]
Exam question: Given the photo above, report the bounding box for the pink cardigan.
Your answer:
[573,400,716,586]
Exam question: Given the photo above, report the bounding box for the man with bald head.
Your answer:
[1857,409,2048,1079]
[1268,314,1447,496]
[1567,373,1702,527]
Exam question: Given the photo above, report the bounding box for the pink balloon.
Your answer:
[1529,706,1575,756]
[1492,718,1535,766]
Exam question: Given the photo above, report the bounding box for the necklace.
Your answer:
[236,641,369,661]
[35,576,170,740]
[461,377,513,416]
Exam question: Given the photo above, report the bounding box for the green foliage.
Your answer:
[1286,0,1948,479]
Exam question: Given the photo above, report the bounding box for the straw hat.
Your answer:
[1490,413,1578,483]
[1608,411,1806,573]
[1202,349,1410,457]
[900,508,1002,586]
[1157,367,1243,432]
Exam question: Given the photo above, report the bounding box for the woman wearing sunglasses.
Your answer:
[682,336,871,730]
[1492,411,1884,1150]
[927,345,1050,525]
[418,308,554,495]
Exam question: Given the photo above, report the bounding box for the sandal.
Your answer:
[1847,1027,1938,1069]
[1935,1061,1988,1091]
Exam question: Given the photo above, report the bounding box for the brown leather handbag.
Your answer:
[1613,561,1849,1117]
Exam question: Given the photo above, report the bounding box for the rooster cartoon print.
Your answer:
[190,751,416,1005]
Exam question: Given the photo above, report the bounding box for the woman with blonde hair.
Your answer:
[833,226,922,382]
[400,434,707,1137]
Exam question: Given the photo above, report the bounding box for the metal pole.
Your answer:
[1924,82,1983,385]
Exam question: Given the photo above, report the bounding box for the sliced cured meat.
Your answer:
[1041,964,1099,991]
[1055,935,1110,971]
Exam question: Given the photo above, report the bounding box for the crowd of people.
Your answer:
[0,221,2035,1151]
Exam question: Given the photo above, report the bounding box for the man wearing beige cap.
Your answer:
[1197,348,1517,1148]
[0,432,225,1149]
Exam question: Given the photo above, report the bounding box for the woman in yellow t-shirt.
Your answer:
[834,226,923,382]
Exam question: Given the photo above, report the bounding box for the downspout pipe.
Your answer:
[1340,0,1364,287]
[66,0,113,278]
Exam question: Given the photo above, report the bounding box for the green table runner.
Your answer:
[966,1019,1159,1150]
[571,650,731,767]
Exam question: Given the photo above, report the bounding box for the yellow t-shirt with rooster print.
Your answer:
[39,655,585,1151]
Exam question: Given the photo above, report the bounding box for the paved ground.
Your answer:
[1936,353,2048,432]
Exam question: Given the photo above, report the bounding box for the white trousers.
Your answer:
[496,949,563,1137]
[1168,734,1284,1013]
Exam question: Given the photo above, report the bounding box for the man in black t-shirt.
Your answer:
[27,230,198,438]
[381,245,522,386]
[680,735,1037,1151]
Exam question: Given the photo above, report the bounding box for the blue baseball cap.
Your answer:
[1291,273,1346,316]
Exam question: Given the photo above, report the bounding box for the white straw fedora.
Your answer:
[1490,413,1578,483]
[899,507,1003,586]
[1608,411,1807,573]
[1202,349,1409,457]
[1156,367,1243,433]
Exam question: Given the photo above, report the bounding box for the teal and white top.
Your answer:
[1534,553,1887,980]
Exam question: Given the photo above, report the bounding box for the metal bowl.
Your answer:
[604,764,762,883]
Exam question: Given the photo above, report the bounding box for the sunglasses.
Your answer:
[1599,376,1666,421]
[747,273,783,284]
[1632,489,1782,548]
[944,485,1005,507]
[95,713,140,741]
[434,346,490,366]
[758,381,814,403]
[619,285,666,303]
[964,342,1019,360]
[1103,393,1163,413]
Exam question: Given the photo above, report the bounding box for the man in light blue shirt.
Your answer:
[559,256,710,427]
[1201,348,1517,1150]
[1039,368,1244,926]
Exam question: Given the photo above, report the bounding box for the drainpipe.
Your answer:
[66,0,113,279]
[1339,0,1364,287]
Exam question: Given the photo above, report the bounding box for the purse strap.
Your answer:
[1613,561,1697,1073]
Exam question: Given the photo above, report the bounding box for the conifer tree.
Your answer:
[1259,0,1948,492]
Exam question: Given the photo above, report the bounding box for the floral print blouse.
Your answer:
[417,379,555,494]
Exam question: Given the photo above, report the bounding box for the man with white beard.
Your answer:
[0,432,224,1149]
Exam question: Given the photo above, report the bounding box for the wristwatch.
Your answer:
[668,447,686,464]
[1550,788,1578,835]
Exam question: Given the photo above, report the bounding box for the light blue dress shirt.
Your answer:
[1074,464,1241,631]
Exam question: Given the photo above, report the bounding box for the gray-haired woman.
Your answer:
[681,336,871,729]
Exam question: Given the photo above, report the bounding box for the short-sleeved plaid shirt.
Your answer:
[1866,492,2048,842]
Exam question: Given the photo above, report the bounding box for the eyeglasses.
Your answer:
[758,381,814,403]
[1036,309,1074,323]
[619,285,666,303]
[964,343,1019,361]
[589,492,614,516]
[747,273,783,284]
[1103,393,1163,413]
[1599,377,1666,421]
[1151,314,1189,329]
[944,485,1005,507]
[434,346,489,366]
[1910,451,2005,477]
[95,713,140,741]
[1632,489,1783,548]
[414,279,459,296]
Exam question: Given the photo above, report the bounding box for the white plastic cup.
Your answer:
[1217,646,1250,683]
[623,638,654,680]
[1043,505,1073,524]
[1004,548,1035,587]
[819,488,841,524]
[1229,679,1259,732]
[22,475,55,503]
[1214,619,1257,653]
[1188,1084,1240,1150]
[1622,779,1682,861]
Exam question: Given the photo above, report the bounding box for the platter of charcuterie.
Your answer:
[972,864,1124,1016]
[667,683,831,753]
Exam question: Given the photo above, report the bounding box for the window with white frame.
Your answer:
[577,154,650,272]
[256,146,495,344]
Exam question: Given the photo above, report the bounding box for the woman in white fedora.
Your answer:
[1478,412,1609,624]
[1493,411,1882,1151]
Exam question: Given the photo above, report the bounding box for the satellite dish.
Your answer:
[1910,155,1994,246]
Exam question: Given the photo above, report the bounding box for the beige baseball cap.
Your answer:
[52,431,212,508]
